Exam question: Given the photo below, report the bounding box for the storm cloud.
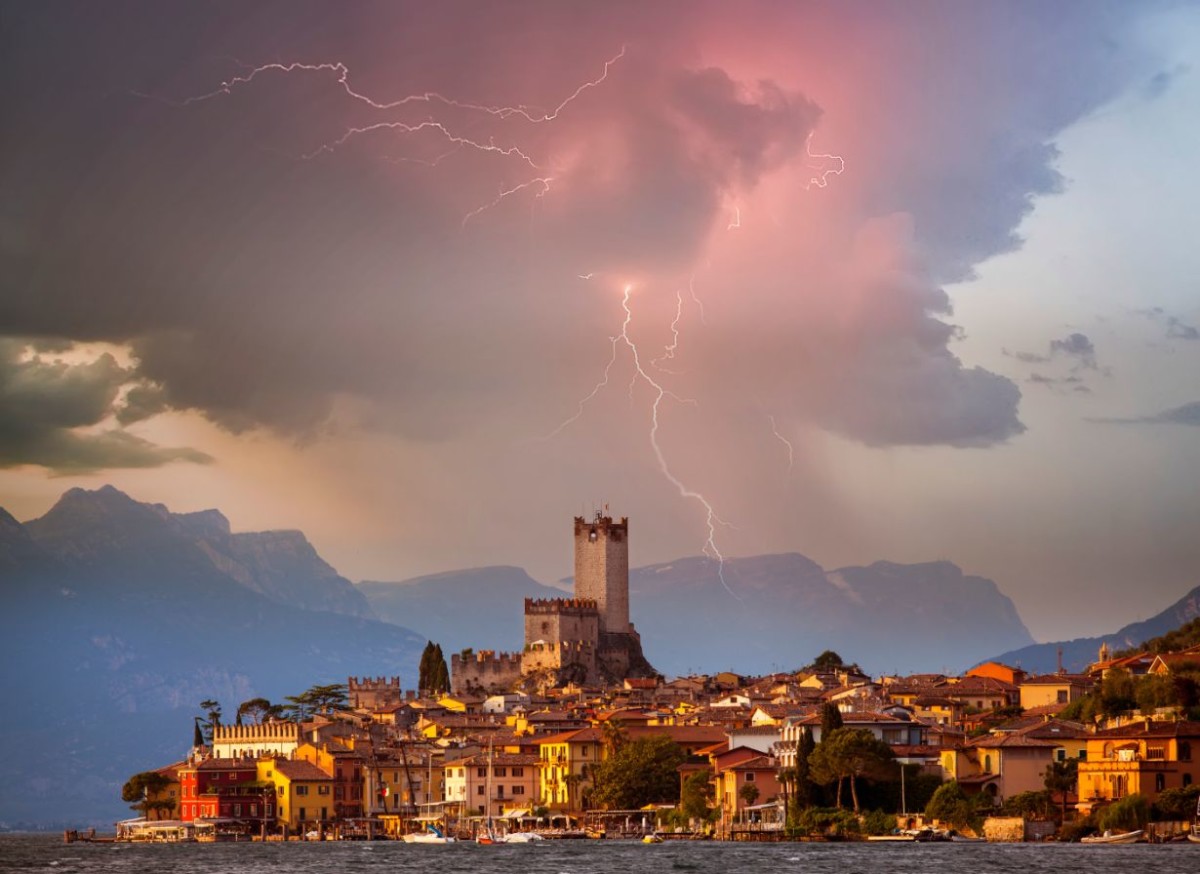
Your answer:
[0,1,1162,470]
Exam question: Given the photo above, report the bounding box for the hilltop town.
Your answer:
[113,513,1200,843]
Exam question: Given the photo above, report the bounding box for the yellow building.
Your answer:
[1077,720,1200,811]
[1018,675,1094,710]
[257,757,334,830]
[537,728,604,811]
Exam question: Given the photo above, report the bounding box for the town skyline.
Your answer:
[2,2,1199,643]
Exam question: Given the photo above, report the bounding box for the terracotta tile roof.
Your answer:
[273,760,332,781]
[1093,720,1200,739]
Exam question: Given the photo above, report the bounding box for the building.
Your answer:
[211,722,301,760]
[257,757,333,831]
[451,512,656,693]
[1076,720,1200,811]
[443,752,540,818]
[177,758,266,824]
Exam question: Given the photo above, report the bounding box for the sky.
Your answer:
[1,1,1198,643]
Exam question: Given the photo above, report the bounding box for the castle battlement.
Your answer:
[347,675,403,710]
[454,649,522,667]
[348,676,401,691]
[212,722,301,743]
[524,597,599,616]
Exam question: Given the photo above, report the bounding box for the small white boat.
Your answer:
[402,825,456,844]
[502,832,545,843]
[1080,829,1143,844]
[867,832,916,842]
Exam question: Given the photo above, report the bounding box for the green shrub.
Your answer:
[1096,794,1149,833]
[860,808,896,836]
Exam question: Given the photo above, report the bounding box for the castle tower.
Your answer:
[574,512,630,634]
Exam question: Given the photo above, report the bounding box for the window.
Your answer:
[1057,749,1066,762]
[513,786,525,795]
[1156,773,1165,792]
[745,772,755,782]
[512,767,524,777]
[334,786,344,799]
[1147,746,1165,761]
[477,786,485,796]
[299,807,306,822]
[1079,749,1087,761]
[478,767,487,778]
[581,747,588,758]
[1057,690,1068,704]
[495,767,507,777]
[296,785,308,796]
[984,755,992,774]
[1184,774,1193,787]
[234,804,242,816]
[1180,742,1192,761]
[318,785,330,795]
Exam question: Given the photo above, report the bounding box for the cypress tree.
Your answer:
[820,702,844,739]
[418,641,435,693]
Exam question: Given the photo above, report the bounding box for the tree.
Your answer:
[793,727,817,810]
[590,736,686,810]
[420,642,450,695]
[121,770,173,818]
[808,728,896,812]
[197,698,222,743]
[811,650,844,671]
[1096,793,1149,832]
[1044,759,1078,822]
[236,697,277,726]
[418,641,436,692]
[681,769,715,822]
[819,703,844,740]
[738,782,760,819]
[601,718,628,755]
[925,781,976,829]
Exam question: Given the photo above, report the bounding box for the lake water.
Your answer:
[2,834,1198,874]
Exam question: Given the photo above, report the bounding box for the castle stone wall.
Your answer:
[348,675,402,710]
[573,515,629,634]
[451,650,524,695]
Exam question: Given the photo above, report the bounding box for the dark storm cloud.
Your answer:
[0,339,211,473]
[0,2,1164,463]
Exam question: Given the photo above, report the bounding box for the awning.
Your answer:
[502,809,530,819]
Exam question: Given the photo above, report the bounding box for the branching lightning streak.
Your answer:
[650,290,685,372]
[613,285,739,601]
[803,133,845,189]
[768,414,794,471]
[140,48,626,222]
[138,47,626,124]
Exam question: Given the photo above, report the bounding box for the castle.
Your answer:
[451,513,656,693]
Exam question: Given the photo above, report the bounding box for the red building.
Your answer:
[177,758,274,826]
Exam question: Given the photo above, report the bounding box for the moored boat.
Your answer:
[1080,829,1143,844]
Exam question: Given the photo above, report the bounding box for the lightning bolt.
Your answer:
[137,48,627,223]
[803,133,845,189]
[551,283,739,601]
[768,414,794,471]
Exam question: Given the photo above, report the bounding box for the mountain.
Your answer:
[0,486,423,829]
[26,485,373,618]
[987,585,1200,674]
[622,554,1034,677]
[359,566,568,654]
[361,553,1034,678]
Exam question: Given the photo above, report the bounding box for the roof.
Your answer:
[273,760,332,781]
[1092,720,1200,739]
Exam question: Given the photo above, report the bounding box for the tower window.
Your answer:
[589,530,597,541]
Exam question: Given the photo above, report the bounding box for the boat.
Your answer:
[642,833,663,843]
[1080,829,1143,844]
[402,824,456,844]
[502,832,545,843]
[867,832,916,842]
